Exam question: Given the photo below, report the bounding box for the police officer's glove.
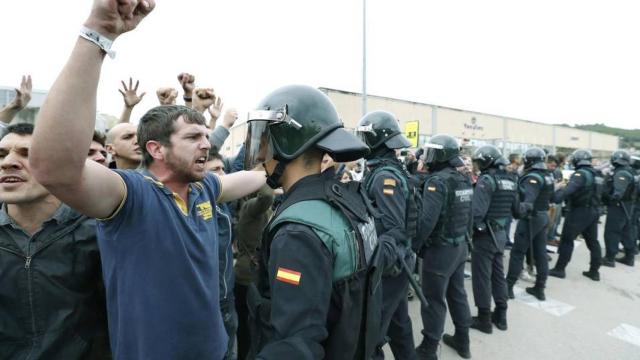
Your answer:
[381,238,401,276]
[520,203,534,218]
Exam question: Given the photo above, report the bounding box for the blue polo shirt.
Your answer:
[97,169,228,360]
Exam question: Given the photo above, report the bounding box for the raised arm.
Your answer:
[30,0,155,219]
[118,77,145,123]
[0,75,32,124]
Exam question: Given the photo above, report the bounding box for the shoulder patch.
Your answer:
[619,177,627,181]
[383,178,396,187]
[427,186,437,192]
[383,188,395,196]
[276,267,301,286]
[574,173,581,177]
[529,179,538,184]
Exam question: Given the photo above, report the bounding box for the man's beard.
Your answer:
[165,149,203,183]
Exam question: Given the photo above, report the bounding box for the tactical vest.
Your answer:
[427,167,473,246]
[482,169,517,225]
[520,170,554,211]
[251,175,383,360]
[566,166,603,208]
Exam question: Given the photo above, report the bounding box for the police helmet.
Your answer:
[355,111,411,154]
[423,134,463,167]
[570,149,593,168]
[244,85,369,170]
[523,147,547,170]
[629,154,640,170]
[472,145,502,171]
[610,150,631,167]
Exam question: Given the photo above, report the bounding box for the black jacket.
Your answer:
[0,204,110,359]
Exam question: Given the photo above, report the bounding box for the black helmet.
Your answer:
[495,156,509,167]
[472,145,502,171]
[244,85,369,188]
[244,85,369,169]
[356,111,411,152]
[423,134,463,167]
[523,147,547,170]
[610,150,631,167]
[570,149,592,168]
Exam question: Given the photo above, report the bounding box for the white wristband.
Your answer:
[79,26,116,59]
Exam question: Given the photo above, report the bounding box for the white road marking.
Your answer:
[513,286,575,317]
[608,324,640,348]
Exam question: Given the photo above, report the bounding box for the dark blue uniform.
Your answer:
[506,169,554,294]
[604,166,636,263]
[364,157,417,360]
[417,166,472,349]
[471,169,519,315]
[551,166,602,274]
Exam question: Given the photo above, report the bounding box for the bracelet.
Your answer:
[183,96,193,102]
[79,26,116,59]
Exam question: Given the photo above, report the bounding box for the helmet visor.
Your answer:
[244,120,274,170]
[422,143,443,164]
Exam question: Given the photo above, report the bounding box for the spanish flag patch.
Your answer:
[276,267,302,286]
[384,178,396,187]
[427,186,437,192]
[383,188,394,196]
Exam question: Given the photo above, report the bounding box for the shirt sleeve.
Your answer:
[367,171,408,247]
[472,175,494,229]
[98,169,139,225]
[209,125,230,150]
[420,177,445,239]
[257,224,332,360]
[520,174,542,205]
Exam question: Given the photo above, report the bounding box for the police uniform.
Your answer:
[243,85,380,360]
[417,164,473,357]
[603,165,636,265]
[471,167,519,331]
[550,165,603,277]
[364,155,417,360]
[506,167,554,299]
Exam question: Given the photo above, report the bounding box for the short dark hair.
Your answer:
[92,130,106,147]
[547,155,558,164]
[208,146,223,162]
[2,123,34,138]
[137,105,207,166]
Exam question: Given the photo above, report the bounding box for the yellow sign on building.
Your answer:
[405,121,419,148]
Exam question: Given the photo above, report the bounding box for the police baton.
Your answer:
[485,221,499,249]
[399,254,429,308]
[619,201,632,221]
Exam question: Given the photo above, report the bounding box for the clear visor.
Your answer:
[355,124,375,144]
[422,143,443,164]
[244,120,274,170]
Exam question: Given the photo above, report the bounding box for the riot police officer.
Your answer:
[469,145,519,334]
[548,149,603,280]
[414,134,473,360]
[357,110,418,360]
[603,150,636,267]
[244,85,382,359]
[506,147,554,301]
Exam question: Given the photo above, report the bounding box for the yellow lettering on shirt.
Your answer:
[196,201,213,220]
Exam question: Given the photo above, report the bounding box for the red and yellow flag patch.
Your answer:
[276,267,302,286]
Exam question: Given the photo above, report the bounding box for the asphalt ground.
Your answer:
[384,217,640,360]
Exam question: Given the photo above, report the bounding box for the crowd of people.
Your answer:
[1,1,639,360]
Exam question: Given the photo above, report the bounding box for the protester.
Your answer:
[0,75,32,126]
[118,77,145,123]
[29,2,266,359]
[0,123,110,359]
[88,130,108,166]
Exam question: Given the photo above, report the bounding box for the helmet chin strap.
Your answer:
[265,161,288,189]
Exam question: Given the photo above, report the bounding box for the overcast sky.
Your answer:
[1,0,638,129]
